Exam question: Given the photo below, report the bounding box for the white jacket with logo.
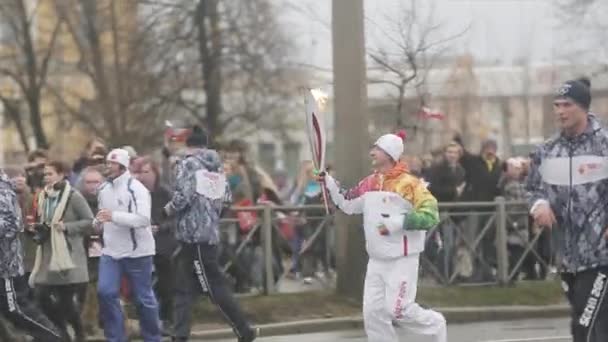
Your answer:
[97,171,155,259]
[325,172,439,260]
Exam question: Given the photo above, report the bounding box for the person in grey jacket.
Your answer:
[527,77,608,342]
[164,126,257,342]
[0,169,63,341]
[29,160,94,341]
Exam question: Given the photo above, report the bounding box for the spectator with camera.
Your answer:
[25,149,48,194]
[28,160,94,341]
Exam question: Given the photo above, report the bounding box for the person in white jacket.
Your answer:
[95,148,160,342]
[318,133,447,342]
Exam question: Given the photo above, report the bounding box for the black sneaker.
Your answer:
[238,327,260,342]
[161,320,174,337]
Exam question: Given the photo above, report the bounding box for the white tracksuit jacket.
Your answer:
[96,171,155,259]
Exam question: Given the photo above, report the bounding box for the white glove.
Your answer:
[379,213,407,236]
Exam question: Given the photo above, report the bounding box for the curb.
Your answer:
[189,304,570,339]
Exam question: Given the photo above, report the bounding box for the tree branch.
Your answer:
[37,18,63,89]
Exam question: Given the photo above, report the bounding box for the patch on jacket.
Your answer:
[195,170,227,200]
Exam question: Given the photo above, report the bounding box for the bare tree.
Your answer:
[366,0,467,130]
[0,0,62,151]
[193,0,222,142]
[52,0,190,149]
[557,0,608,75]
[1,98,30,152]
[159,0,296,144]
[557,0,598,18]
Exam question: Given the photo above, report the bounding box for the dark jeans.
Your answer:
[37,283,87,342]
[0,276,63,341]
[173,242,254,341]
[154,254,174,323]
[507,244,536,281]
[562,267,608,342]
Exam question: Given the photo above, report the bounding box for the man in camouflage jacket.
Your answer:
[164,125,257,342]
[527,78,608,342]
[0,170,63,341]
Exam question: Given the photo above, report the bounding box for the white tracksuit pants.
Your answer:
[363,255,447,342]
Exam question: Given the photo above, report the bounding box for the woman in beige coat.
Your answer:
[29,160,93,341]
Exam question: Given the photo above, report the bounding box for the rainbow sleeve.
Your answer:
[403,180,439,231]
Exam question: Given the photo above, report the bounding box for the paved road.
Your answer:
[205,318,572,342]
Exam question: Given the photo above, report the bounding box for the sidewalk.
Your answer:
[85,279,568,341]
[188,304,570,340]
[85,303,569,341]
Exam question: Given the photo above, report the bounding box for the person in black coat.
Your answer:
[458,138,503,204]
[426,142,466,277]
[427,142,466,203]
[132,157,177,336]
[454,137,504,281]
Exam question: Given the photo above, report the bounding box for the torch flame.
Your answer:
[310,88,328,112]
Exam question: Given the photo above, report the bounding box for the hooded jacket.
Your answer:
[165,148,231,245]
[526,115,608,273]
[0,171,24,278]
[325,162,439,259]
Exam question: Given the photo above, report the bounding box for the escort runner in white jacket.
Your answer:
[95,149,161,342]
[97,170,155,258]
[321,133,447,342]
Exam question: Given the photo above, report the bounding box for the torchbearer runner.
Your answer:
[317,131,447,342]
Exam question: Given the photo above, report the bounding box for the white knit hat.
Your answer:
[107,148,130,168]
[374,134,404,161]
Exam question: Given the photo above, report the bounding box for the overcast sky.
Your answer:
[278,0,599,68]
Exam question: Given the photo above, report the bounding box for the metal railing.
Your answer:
[421,199,553,286]
[218,198,556,294]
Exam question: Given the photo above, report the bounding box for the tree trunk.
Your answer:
[27,94,48,149]
[18,0,48,149]
[3,99,30,152]
[82,0,119,140]
[197,0,222,145]
[396,84,405,127]
[332,0,369,301]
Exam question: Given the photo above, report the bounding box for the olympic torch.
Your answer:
[304,88,330,214]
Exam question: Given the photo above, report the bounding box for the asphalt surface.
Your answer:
[205,317,572,342]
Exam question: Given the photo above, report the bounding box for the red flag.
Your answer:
[417,107,445,120]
